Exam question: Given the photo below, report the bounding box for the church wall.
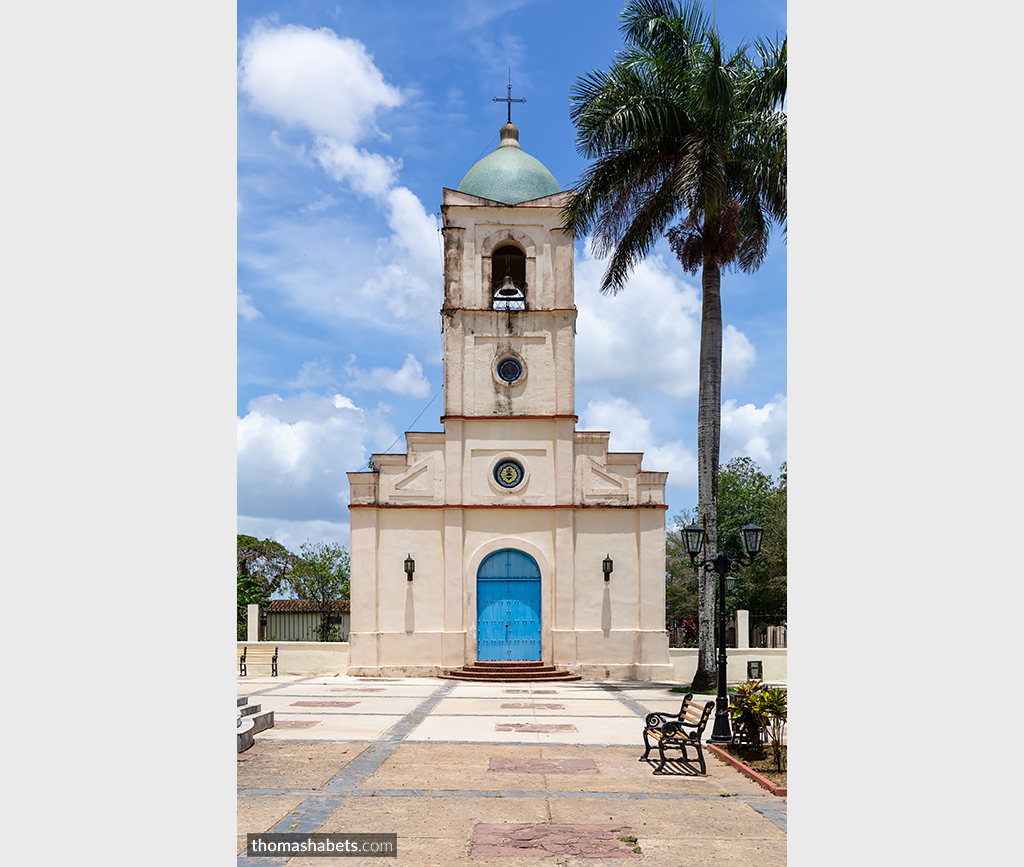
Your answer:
[349,502,671,678]
[461,417,560,506]
[375,509,447,634]
[572,510,641,631]
[347,507,449,676]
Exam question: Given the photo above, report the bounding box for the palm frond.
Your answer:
[562,0,786,287]
[596,167,681,294]
[561,145,675,239]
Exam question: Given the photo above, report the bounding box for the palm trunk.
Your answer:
[691,260,722,693]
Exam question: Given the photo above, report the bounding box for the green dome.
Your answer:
[456,123,561,204]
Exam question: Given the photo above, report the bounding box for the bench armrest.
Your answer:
[662,720,700,740]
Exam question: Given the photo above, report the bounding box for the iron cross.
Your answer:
[493,72,525,124]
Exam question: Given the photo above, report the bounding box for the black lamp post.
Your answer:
[404,554,415,581]
[681,521,763,744]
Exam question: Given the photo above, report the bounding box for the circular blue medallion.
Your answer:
[494,458,525,488]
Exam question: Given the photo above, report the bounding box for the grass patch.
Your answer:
[669,684,736,695]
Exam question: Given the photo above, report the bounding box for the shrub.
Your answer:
[727,680,767,748]
[751,686,787,771]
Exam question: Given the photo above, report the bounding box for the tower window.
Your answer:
[491,244,526,310]
[496,357,523,383]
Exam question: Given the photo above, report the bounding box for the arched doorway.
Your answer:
[476,548,541,661]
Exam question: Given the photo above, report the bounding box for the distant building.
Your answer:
[265,599,350,643]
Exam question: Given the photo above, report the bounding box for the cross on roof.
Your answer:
[493,73,526,124]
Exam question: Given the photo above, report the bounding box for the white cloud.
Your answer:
[239,23,404,200]
[357,188,441,321]
[299,193,338,215]
[287,360,336,390]
[346,353,432,398]
[575,240,757,400]
[723,324,757,383]
[269,129,314,167]
[580,397,697,489]
[238,22,442,330]
[237,288,261,321]
[237,392,394,523]
[455,0,536,30]
[238,23,402,144]
[575,243,701,400]
[236,516,351,555]
[721,394,787,470]
[314,137,401,197]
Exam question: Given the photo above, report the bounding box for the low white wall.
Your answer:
[237,642,786,682]
[238,642,350,676]
[669,648,787,684]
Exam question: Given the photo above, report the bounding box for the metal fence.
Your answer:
[749,613,786,648]
[667,613,786,649]
[266,611,351,642]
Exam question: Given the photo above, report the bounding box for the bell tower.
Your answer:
[440,121,576,421]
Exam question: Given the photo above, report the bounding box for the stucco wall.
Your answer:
[238,642,350,677]
[237,641,787,682]
[669,648,788,684]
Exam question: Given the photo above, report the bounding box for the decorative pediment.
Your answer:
[581,456,630,503]
[385,453,439,502]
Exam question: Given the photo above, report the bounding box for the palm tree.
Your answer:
[561,0,786,692]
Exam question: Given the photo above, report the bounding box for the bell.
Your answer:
[496,273,518,297]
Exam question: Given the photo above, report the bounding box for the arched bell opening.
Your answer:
[491,244,526,310]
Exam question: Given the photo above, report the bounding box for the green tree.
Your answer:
[666,512,700,622]
[733,461,786,621]
[561,0,785,691]
[286,540,351,642]
[237,534,297,638]
[665,458,786,641]
[716,457,786,621]
[237,569,268,640]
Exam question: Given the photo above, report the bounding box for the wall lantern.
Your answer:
[404,554,415,582]
[602,554,613,582]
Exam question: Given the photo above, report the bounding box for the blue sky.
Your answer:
[237,0,788,553]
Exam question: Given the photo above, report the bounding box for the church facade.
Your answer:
[346,122,673,680]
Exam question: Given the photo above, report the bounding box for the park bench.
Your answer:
[639,693,715,775]
[238,646,278,677]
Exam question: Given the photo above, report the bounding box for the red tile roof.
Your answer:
[265,599,350,613]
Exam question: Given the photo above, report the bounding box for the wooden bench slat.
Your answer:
[238,647,279,677]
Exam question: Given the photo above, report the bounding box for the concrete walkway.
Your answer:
[237,675,786,865]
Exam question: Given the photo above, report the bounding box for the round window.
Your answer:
[493,458,525,489]
[496,357,523,383]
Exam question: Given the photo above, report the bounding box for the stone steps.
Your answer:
[439,660,581,682]
[237,696,275,752]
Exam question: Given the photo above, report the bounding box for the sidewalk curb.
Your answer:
[706,743,787,796]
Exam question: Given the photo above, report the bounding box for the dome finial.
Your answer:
[498,122,521,150]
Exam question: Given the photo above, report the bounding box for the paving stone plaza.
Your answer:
[237,675,786,864]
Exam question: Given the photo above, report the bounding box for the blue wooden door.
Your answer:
[476,549,541,661]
